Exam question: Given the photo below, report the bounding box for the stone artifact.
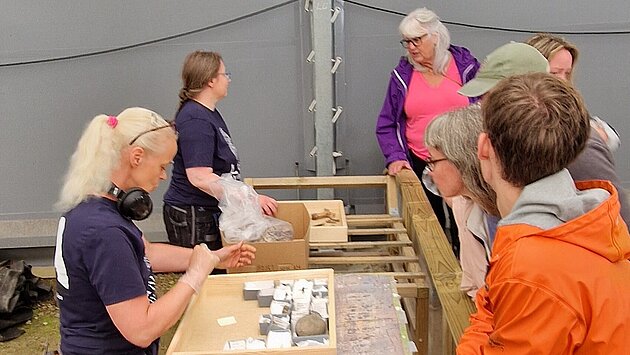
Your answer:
[295,313,327,336]
[310,209,340,222]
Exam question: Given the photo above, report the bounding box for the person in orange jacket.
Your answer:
[457,72,630,354]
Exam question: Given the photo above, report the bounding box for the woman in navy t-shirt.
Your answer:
[163,51,278,256]
[55,107,256,354]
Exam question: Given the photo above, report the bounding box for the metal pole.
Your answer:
[310,0,334,199]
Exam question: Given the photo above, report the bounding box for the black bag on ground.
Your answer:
[0,260,53,342]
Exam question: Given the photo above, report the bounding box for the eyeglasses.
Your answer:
[400,34,428,49]
[218,72,232,80]
[129,121,176,146]
[425,157,448,171]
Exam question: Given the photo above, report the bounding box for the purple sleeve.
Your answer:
[178,117,217,169]
[376,74,408,167]
[83,227,147,305]
[466,58,481,104]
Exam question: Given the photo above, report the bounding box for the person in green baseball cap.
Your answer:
[458,42,549,98]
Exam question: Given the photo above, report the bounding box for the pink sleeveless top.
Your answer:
[404,57,469,160]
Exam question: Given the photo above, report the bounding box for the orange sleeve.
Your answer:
[458,280,583,354]
[457,285,494,355]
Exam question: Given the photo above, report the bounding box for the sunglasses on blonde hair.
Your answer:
[128,121,176,146]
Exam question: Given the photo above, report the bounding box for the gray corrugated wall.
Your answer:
[1,0,628,220]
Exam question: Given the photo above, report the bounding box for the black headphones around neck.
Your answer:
[108,183,153,221]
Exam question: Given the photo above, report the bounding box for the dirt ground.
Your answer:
[0,273,181,355]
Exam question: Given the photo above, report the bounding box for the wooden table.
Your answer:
[245,175,430,354]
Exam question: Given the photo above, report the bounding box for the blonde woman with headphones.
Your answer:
[55,107,255,354]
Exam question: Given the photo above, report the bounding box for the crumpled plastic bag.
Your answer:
[218,176,293,243]
[261,216,293,242]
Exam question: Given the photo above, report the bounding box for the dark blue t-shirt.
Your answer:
[55,197,158,355]
[164,100,241,208]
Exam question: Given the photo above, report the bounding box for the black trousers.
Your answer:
[163,204,226,274]
[409,153,460,258]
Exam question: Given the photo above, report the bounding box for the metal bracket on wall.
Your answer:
[306,149,347,174]
[304,0,312,12]
[332,106,343,123]
[331,56,343,74]
[330,7,341,23]
[308,99,317,112]
[306,50,315,63]
[332,151,343,174]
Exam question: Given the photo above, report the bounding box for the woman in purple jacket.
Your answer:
[375,7,479,256]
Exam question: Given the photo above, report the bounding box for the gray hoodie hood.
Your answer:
[500,169,610,230]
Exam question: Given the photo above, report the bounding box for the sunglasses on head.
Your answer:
[128,121,176,146]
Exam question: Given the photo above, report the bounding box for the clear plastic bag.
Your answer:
[217,176,293,243]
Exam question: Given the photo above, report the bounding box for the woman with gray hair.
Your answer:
[376,7,480,256]
[424,104,499,298]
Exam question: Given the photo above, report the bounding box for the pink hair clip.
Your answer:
[106,115,118,128]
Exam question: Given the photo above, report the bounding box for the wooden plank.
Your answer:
[394,283,426,298]
[309,255,419,265]
[394,263,428,354]
[345,214,400,221]
[385,175,400,216]
[310,240,412,248]
[391,262,416,324]
[397,174,447,355]
[391,221,430,355]
[310,250,390,258]
[333,271,425,279]
[243,176,388,189]
[415,285,430,355]
[411,214,476,343]
[347,227,406,235]
[347,218,401,228]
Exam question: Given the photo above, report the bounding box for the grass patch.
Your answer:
[0,273,182,355]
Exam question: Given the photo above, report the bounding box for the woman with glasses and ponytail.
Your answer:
[163,51,277,265]
[54,107,256,355]
[375,7,480,258]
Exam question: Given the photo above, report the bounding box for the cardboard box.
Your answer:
[223,202,310,273]
[302,200,348,243]
[167,269,337,355]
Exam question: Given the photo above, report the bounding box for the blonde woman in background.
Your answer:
[527,33,620,151]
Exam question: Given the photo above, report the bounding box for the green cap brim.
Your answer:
[458,77,500,98]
